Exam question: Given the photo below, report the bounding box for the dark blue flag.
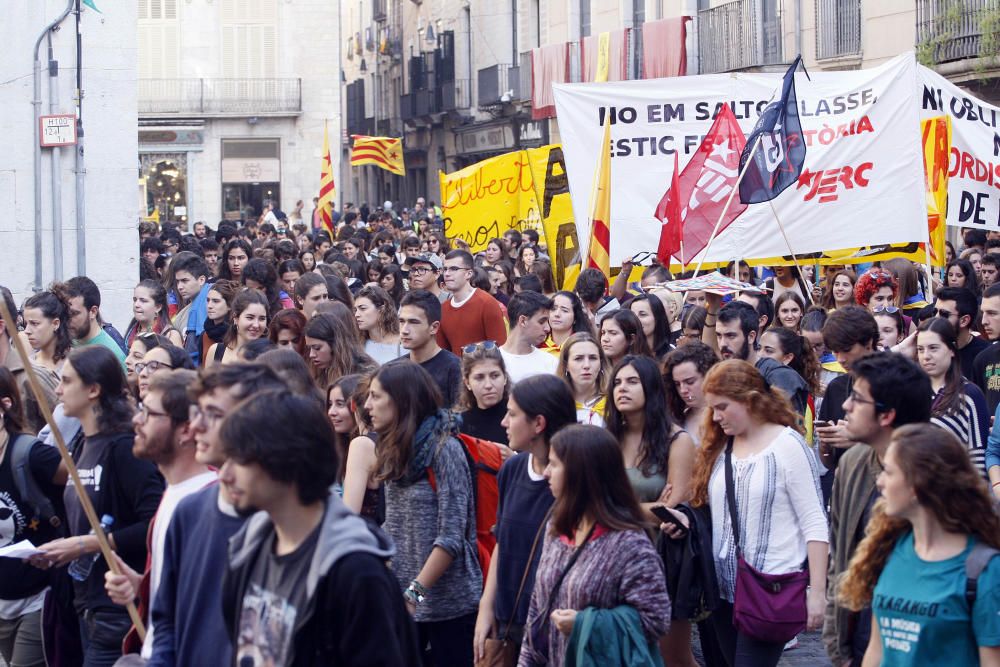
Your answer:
[739,56,806,204]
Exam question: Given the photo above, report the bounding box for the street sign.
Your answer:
[39,114,77,147]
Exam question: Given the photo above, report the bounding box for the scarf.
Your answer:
[399,409,463,487]
[203,318,229,343]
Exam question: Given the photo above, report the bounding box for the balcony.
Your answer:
[138,78,302,116]
[917,0,997,65]
[815,0,861,59]
[698,0,784,73]
[441,79,471,111]
[479,64,517,107]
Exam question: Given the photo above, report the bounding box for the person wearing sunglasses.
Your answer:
[822,353,932,667]
[933,287,989,382]
[437,250,507,356]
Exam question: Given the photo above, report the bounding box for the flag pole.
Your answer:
[766,198,813,303]
[0,299,146,642]
[691,133,765,278]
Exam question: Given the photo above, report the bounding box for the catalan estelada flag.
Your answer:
[585,117,612,275]
[350,135,405,176]
[318,121,336,238]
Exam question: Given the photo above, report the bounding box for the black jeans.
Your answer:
[710,600,786,667]
[417,611,476,667]
[79,608,132,667]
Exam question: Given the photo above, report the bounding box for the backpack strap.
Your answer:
[965,542,1000,607]
[9,434,59,528]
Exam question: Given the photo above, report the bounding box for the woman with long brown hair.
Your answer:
[519,425,670,667]
[364,361,480,666]
[839,423,1000,666]
[820,269,857,311]
[557,332,610,427]
[302,304,376,389]
[670,360,827,666]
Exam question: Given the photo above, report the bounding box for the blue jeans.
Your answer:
[79,609,131,667]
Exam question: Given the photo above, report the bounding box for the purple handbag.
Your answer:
[724,439,808,644]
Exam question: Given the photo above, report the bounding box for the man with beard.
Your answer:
[143,364,286,666]
[104,370,217,665]
[219,391,419,666]
[60,276,127,365]
[706,299,808,414]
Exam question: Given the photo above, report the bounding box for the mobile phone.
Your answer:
[813,420,832,429]
[650,505,686,530]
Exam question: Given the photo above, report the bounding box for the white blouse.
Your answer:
[708,426,828,603]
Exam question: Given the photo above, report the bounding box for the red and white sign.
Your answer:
[39,115,77,147]
[553,53,926,264]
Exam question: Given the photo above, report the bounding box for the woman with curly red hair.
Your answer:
[853,267,898,311]
[663,360,828,666]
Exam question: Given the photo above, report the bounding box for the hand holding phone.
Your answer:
[650,505,687,533]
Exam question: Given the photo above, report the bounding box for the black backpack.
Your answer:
[965,542,1000,607]
[9,434,60,528]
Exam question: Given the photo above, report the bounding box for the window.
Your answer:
[138,0,178,78]
[580,0,591,38]
[221,0,278,78]
[815,0,861,59]
[633,0,646,79]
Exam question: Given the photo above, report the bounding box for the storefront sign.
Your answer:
[221,158,281,183]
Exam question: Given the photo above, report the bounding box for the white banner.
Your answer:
[919,66,1000,230]
[553,53,927,264]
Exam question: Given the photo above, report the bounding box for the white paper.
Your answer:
[0,540,44,559]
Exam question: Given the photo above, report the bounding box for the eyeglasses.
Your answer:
[933,309,954,320]
[189,404,226,428]
[463,340,498,354]
[443,265,470,273]
[847,390,887,411]
[136,403,172,421]
[872,305,899,314]
[410,266,434,276]
[135,360,173,375]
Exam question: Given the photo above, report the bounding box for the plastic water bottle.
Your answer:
[68,514,114,582]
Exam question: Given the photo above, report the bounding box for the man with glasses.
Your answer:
[933,287,988,380]
[104,370,217,664]
[823,353,931,667]
[138,364,286,666]
[404,252,446,303]
[437,249,507,355]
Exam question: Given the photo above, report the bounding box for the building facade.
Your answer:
[138,0,341,226]
[3,1,138,328]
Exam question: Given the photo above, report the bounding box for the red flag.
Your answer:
[665,104,748,260]
[654,151,683,264]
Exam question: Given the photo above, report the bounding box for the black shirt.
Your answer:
[0,435,63,600]
[973,342,1000,414]
[959,335,990,383]
[819,373,853,470]
[461,399,509,445]
[236,523,321,667]
[418,349,463,408]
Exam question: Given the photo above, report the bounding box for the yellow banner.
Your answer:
[595,32,610,83]
[439,145,580,287]
[923,116,951,267]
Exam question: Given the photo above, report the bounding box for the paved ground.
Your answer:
[691,625,834,666]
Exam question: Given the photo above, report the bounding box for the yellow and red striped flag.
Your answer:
[350,135,405,176]
[585,116,612,275]
[318,120,336,238]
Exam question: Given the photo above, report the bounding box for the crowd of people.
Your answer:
[0,204,999,667]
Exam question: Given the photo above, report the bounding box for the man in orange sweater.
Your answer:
[436,249,507,355]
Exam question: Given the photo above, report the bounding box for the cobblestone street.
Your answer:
[691,627,834,666]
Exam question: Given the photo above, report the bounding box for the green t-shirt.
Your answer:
[76,329,127,368]
[872,531,1000,666]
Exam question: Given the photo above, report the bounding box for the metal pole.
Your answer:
[47,34,65,282]
[75,0,86,275]
[32,0,75,291]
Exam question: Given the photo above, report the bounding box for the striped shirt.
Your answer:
[708,427,828,603]
[930,380,989,476]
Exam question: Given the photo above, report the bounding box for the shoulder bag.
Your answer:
[724,438,809,644]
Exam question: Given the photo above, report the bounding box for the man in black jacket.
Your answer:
[218,390,419,666]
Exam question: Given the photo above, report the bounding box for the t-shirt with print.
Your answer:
[65,433,115,611]
[0,437,62,601]
[236,522,320,667]
[871,531,1000,666]
[973,343,1000,414]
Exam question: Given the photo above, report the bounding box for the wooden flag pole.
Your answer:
[766,199,814,303]
[692,133,765,279]
[0,299,146,642]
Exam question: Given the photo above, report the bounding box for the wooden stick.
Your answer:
[692,133,765,279]
[767,198,813,304]
[0,299,146,641]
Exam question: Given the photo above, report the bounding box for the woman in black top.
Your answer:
[0,368,67,667]
[33,347,163,667]
[458,343,511,445]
